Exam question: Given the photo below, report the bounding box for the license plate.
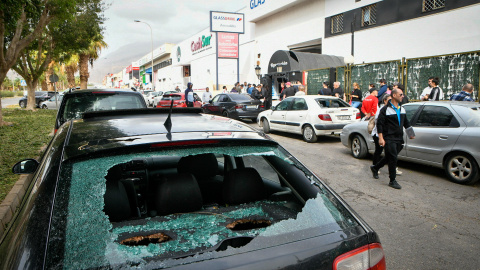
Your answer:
[337,115,351,120]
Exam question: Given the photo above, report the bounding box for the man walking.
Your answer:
[185,82,194,107]
[450,83,475,101]
[202,87,212,104]
[370,86,415,189]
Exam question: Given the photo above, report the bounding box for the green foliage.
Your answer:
[0,91,16,98]
[0,109,56,202]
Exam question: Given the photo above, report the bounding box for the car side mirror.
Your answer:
[271,105,276,111]
[12,159,39,174]
[209,99,213,104]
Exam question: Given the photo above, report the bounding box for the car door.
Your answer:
[268,99,293,131]
[204,95,221,114]
[405,104,464,165]
[398,103,422,158]
[219,95,236,114]
[193,93,202,107]
[284,98,309,134]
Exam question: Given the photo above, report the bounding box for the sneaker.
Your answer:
[396,168,402,175]
[370,165,379,179]
[388,180,402,189]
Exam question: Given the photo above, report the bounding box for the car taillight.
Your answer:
[333,243,386,270]
[259,104,265,108]
[318,114,332,121]
[177,100,185,104]
[235,104,244,109]
[356,112,361,119]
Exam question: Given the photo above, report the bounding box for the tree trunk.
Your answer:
[26,81,37,110]
[46,67,54,91]
[66,65,76,88]
[0,72,7,126]
[79,54,89,89]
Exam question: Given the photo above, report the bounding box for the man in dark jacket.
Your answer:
[281,82,296,99]
[370,87,415,189]
[185,82,194,107]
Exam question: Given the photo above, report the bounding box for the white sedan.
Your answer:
[257,95,360,142]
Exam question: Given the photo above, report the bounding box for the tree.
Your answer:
[79,38,108,89]
[0,0,77,125]
[65,54,79,88]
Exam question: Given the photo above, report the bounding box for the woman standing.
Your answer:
[350,83,363,108]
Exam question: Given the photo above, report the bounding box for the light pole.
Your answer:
[134,20,155,91]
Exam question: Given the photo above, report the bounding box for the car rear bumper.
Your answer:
[314,124,346,135]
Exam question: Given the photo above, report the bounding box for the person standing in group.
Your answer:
[202,87,212,104]
[425,77,442,101]
[251,84,263,100]
[185,82,194,107]
[318,82,332,95]
[262,83,272,109]
[332,81,345,101]
[278,82,285,100]
[420,77,434,100]
[247,84,254,95]
[361,87,378,119]
[282,82,296,99]
[295,85,306,96]
[222,86,228,93]
[232,82,240,92]
[450,83,475,101]
[370,88,415,189]
[350,82,363,108]
[371,94,390,166]
[175,86,181,92]
[239,84,244,94]
[377,79,388,100]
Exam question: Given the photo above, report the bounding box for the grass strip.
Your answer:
[0,108,56,202]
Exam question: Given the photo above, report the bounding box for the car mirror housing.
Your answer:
[12,159,39,174]
[271,105,276,111]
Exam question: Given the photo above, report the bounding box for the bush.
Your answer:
[16,91,24,97]
[0,91,15,98]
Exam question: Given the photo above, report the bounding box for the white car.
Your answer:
[145,91,163,107]
[257,95,360,142]
[39,93,64,110]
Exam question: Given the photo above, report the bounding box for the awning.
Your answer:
[267,50,344,74]
[145,67,152,74]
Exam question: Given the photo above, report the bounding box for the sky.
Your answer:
[88,0,246,84]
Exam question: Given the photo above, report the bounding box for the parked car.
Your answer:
[157,92,202,108]
[340,101,480,184]
[18,91,56,108]
[54,88,147,132]
[2,108,385,269]
[153,90,177,106]
[202,93,265,121]
[39,93,64,109]
[145,91,163,107]
[258,95,360,142]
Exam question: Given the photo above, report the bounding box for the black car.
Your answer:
[54,88,147,132]
[202,93,265,121]
[2,109,385,269]
[18,91,56,108]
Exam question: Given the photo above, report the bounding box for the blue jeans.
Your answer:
[351,101,362,108]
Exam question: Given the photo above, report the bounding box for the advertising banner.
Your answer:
[218,32,239,58]
[210,11,244,33]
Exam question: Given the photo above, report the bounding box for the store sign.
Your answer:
[250,0,265,9]
[218,32,238,58]
[191,34,213,55]
[210,11,244,34]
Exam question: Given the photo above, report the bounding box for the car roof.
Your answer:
[62,109,272,158]
[286,95,341,100]
[409,101,480,108]
[64,88,139,95]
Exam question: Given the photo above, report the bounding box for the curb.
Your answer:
[0,145,47,238]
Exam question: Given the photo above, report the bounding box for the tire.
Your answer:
[444,153,479,184]
[262,118,270,133]
[42,104,48,109]
[351,134,368,159]
[302,125,317,143]
[222,110,229,118]
[19,100,26,108]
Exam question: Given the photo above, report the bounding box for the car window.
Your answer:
[415,105,457,127]
[241,155,280,184]
[194,93,201,101]
[229,94,253,101]
[219,95,230,102]
[403,104,421,122]
[275,99,292,111]
[211,95,220,103]
[162,95,182,101]
[315,98,349,108]
[292,98,308,111]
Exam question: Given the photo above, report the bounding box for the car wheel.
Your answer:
[302,125,317,143]
[19,100,26,108]
[222,110,229,118]
[444,154,479,184]
[42,104,48,109]
[201,108,207,114]
[262,118,270,133]
[351,134,368,159]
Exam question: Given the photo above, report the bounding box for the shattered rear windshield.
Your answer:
[47,145,358,269]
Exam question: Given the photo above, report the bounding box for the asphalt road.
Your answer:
[1,97,20,108]
[246,122,480,270]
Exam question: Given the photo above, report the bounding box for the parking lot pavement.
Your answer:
[246,122,480,270]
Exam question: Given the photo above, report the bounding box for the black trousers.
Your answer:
[373,140,403,182]
[372,135,383,165]
[186,101,194,107]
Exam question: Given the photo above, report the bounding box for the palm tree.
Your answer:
[65,54,79,88]
[79,38,108,89]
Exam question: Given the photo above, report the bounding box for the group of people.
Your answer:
[278,81,307,100]
[318,81,346,100]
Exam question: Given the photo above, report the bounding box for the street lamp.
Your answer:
[255,65,261,81]
[134,20,155,91]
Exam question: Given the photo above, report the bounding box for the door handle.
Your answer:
[439,135,448,140]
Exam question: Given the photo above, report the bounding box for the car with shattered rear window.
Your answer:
[1,108,386,270]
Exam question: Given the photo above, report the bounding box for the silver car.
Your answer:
[340,101,480,184]
[39,93,63,109]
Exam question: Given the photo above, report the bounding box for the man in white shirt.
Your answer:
[202,87,212,104]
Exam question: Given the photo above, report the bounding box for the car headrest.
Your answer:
[223,168,265,205]
[155,173,203,216]
[177,153,218,178]
[104,180,131,222]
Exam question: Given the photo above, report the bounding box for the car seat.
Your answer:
[154,173,203,216]
[223,168,265,205]
[104,180,131,222]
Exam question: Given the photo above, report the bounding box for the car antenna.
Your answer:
[164,100,174,140]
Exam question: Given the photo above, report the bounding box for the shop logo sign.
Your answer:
[177,46,181,62]
[250,0,265,9]
[191,35,213,53]
[270,61,288,68]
